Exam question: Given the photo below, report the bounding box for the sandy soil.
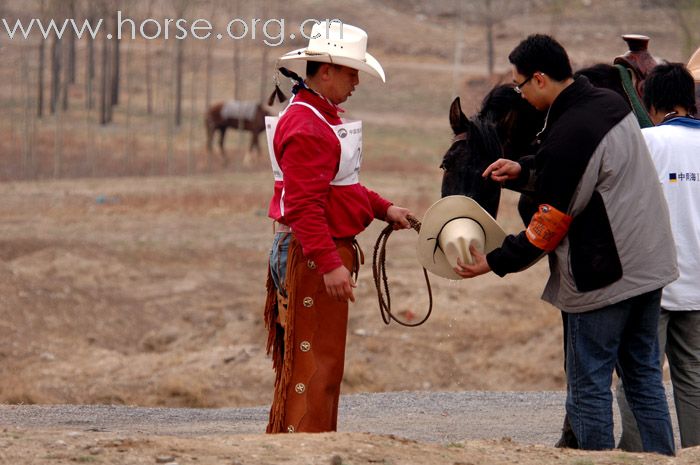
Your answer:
[0,169,563,407]
[2,391,700,464]
[2,429,698,465]
[2,169,695,464]
[0,1,697,462]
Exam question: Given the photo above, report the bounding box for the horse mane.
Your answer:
[441,114,501,173]
[478,84,544,159]
[440,96,505,217]
[574,64,630,109]
[440,85,545,218]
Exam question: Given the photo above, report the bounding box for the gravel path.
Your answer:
[2,390,667,446]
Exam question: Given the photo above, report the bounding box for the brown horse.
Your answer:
[205,100,270,166]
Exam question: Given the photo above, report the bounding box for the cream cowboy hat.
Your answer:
[688,46,700,81]
[417,196,506,280]
[279,21,386,82]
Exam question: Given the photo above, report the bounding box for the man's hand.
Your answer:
[453,245,491,278]
[483,158,522,182]
[323,265,356,302]
[386,205,413,229]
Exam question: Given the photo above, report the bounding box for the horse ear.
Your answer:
[449,97,470,135]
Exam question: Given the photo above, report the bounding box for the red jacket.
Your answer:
[268,88,392,274]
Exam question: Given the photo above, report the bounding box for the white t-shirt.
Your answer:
[643,120,700,310]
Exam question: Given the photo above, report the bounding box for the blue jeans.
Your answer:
[565,289,675,455]
[269,232,291,297]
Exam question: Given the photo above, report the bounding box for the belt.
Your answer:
[274,222,292,233]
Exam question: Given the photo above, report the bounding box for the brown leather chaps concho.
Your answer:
[264,235,359,433]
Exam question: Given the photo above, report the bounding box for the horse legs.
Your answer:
[243,133,260,166]
[218,127,230,166]
[205,118,214,153]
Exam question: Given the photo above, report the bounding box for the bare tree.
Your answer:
[48,0,70,115]
[111,14,121,106]
[99,12,112,124]
[145,0,154,114]
[452,0,465,97]
[49,34,62,114]
[204,0,217,111]
[62,30,71,111]
[37,0,48,118]
[231,0,242,101]
[85,5,96,110]
[258,0,272,103]
[188,41,199,175]
[67,0,77,84]
[462,0,525,76]
[123,39,133,174]
[173,0,189,127]
[21,50,36,179]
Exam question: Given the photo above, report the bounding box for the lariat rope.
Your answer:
[372,215,433,327]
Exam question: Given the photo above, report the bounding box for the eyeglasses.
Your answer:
[513,75,533,94]
[513,72,542,94]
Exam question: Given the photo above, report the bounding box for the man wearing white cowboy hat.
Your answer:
[262,20,412,434]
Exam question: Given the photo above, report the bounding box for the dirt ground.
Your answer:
[0,168,563,407]
[2,169,695,464]
[2,429,699,465]
[1,1,698,462]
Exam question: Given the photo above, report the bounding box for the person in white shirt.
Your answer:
[618,62,700,450]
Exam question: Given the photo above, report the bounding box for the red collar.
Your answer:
[294,88,345,119]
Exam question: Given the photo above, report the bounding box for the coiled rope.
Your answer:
[372,215,433,327]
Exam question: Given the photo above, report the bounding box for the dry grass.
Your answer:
[0,0,695,408]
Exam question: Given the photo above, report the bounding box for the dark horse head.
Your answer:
[440,84,545,218]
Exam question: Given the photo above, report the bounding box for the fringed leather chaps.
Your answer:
[265,235,358,433]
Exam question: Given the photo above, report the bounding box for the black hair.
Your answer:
[306,61,323,77]
[643,62,697,116]
[508,34,573,82]
[306,61,344,77]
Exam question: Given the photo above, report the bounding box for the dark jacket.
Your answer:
[487,77,678,313]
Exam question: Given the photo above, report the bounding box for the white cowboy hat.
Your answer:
[279,21,386,82]
[688,46,700,81]
[417,196,506,280]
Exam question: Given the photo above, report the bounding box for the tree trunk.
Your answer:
[67,0,76,84]
[111,20,120,106]
[232,0,241,101]
[50,36,61,114]
[21,51,34,178]
[62,37,70,112]
[188,49,197,175]
[258,0,270,103]
[175,39,184,126]
[37,37,46,118]
[145,0,154,115]
[100,22,111,125]
[485,0,495,76]
[86,29,95,110]
[123,42,133,175]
